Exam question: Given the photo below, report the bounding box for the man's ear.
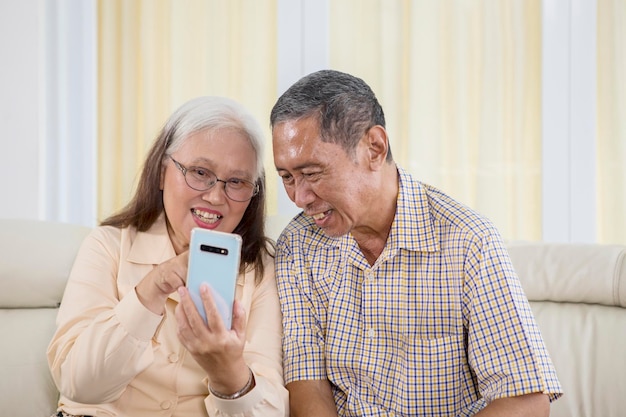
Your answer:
[364,125,389,169]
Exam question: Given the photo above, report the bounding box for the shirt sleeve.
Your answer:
[275,230,328,384]
[464,233,563,402]
[205,254,289,417]
[46,227,164,404]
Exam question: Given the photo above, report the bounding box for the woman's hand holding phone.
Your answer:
[175,228,250,394]
[135,251,189,315]
[175,283,250,395]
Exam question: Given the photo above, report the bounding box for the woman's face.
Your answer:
[160,127,257,254]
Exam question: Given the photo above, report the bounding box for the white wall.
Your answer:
[0,0,42,220]
[0,0,97,226]
[542,0,597,243]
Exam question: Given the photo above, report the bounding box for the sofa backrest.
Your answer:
[3,216,624,417]
[0,219,91,417]
[507,241,626,417]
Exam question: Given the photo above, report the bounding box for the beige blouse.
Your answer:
[47,215,288,417]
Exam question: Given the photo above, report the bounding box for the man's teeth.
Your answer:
[192,209,221,223]
[312,211,327,220]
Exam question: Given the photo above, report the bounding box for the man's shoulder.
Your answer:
[398,170,500,242]
[277,213,340,250]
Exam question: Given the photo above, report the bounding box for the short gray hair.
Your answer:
[165,96,265,180]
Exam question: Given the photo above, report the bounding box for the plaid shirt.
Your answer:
[275,166,562,416]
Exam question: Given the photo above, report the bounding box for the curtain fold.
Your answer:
[329,0,542,241]
[597,0,626,244]
[97,0,277,221]
[96,1,622,244]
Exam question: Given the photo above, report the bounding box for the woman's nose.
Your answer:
[201,180,228,203]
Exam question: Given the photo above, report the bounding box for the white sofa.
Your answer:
[506,241,626,417]
[1,217,625,417]
[0,219,91,417]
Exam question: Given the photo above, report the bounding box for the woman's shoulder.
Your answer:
[81,224,141,256]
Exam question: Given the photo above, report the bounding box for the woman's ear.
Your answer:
[364,125,389,169]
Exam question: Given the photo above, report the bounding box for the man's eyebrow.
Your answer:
[276,162,321,172]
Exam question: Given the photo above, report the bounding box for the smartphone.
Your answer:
[186,228,242,328]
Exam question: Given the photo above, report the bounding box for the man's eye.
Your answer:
[302,172,320,179]
[281,174,294,184]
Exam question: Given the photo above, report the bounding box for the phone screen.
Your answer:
[186,228,242,328]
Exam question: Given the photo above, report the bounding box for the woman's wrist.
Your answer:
[209,367,256,400]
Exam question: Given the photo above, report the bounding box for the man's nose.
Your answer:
[291,179,315,208]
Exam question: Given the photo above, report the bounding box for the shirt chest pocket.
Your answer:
[391,335,466,415]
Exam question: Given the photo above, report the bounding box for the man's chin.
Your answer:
[319,224,349,239]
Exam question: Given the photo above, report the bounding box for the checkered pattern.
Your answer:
[275,166,562,416]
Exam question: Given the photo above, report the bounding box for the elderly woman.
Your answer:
[47,96,288,417]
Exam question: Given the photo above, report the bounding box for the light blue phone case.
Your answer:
[186,228,241,328]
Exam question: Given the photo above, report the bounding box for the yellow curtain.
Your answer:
[97,0,277,222]
[97,1,622,243]
[329,0,542,241]
[597,0,626,244]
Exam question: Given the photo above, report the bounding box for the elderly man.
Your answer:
[270,69,562,417]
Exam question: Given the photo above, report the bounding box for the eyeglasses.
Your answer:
[169,156,259,202]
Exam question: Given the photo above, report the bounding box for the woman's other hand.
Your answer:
[175,284,250,395]
[135,251,189,315]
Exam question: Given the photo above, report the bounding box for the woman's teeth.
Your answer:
[192,208,221,224]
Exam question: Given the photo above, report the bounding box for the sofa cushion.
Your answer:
[0,219,90,417]
[0,308,60,416]
[507,241,626,307]
[530,301,626,417]
[0,219,90,308]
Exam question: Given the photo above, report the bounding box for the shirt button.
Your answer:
[168,353,179,363]
[160,400,172,410]
[367,328,376,338]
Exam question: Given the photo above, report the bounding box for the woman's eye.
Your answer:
[227,178,246,189]
[191,168,210,178]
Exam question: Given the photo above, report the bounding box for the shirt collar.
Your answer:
[127,213,177,265]
[388,165,439,253]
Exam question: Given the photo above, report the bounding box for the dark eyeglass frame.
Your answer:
[168,156,259,202]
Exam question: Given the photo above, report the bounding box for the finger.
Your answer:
[231,299,247,337]
[177,251,190,284]
[174,300,191,333]
[200,284,228,332]
[175,292,195,347]
[177,286,207,337]
[156,259,186,294]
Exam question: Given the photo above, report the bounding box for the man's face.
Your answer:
[272,116,371,237]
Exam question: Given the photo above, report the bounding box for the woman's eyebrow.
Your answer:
[188,158,254,179]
